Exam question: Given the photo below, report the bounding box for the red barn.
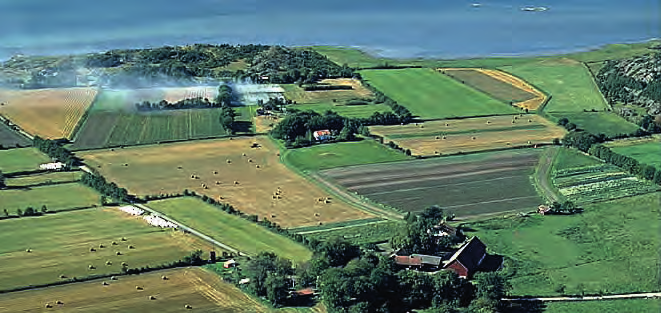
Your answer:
[443,237,487,279]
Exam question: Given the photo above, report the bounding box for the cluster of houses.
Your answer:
[393,222,490,279]
[143,215,178,229]
[118,205,144,216]
[39,162,65,171]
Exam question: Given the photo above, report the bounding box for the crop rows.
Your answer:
[553,165,659,203]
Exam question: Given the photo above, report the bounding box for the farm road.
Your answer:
[133,203,242,255]
[534,146,561,203]
[294,219,391,235]
[504,292,661,302]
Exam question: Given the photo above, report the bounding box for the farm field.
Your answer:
[544,299,661,313]
[0,87,98,139]
[551,148,603,173]
[5,171,82,187]
[359,68,519,119]
[466,193,661,297]
[79,137,373,228]
[0,122,31,148]
[370,115,565,156]
[149,197,312,262]
[71,89,236,150]
[291,102,393,118]
[0,147,50,173]
[321,149,544,216]
[499,59,608,112]
[546,112,640,136]
[283,140,410,172]
[607,138,661,170]
[0,268,268,313]
[301,220,404,245]
[0,182,100,213]
[0,208,216,291]
[441,68,546,110]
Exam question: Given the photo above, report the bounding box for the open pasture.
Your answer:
[71,90,233,150]
[79,137,373,228]
[283,140,410,172]
[0,147,50,173]
[320,149,544,216]
[544,298,661,313]
[547,112,640,136]
[441,68,546,110]
[0,122,31,148]
[149,197,312,262]
[607,137,661,170]
[0,268,265,313]
[0,208,216,291]
[466,193,660,297]
[5,171,82,187]
[499,59,608,112]
[0,182,99,213]
[371,115,565,156]
[359,68,519,119]
[0,87,97,139]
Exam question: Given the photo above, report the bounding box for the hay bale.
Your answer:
[136,286,143,290]
[213,171,218,174]
[26,248,31,253]
[486,121,491,124]
[99,244,105,248]
[106,261,112,265]
[56,300,63,305]
[121,262,128,266]
[162,275,168,280]
[512,120,516,124]
[271,214,276,218]
[318,222,323,225]
[324,199,330,204]
[102,281,109,286]
[472,136,476,140]
[148,295,155,300]
[45,303,52,308]
[185,304,192,309]
[59,274,66,279]
[234,181,239,185]
[527,141,532,144]
[435,136,440,140]
[442,136,446,140]
[314,213,320,217]
[121,237,127,241]
[116,251,122,255]
[256,165,260,168]
[528,119,532,122]
[178,166,183,169]
[445,123,449,126]
[111,241,117,245]
[111,276,117,280]
[88,265,95,269]
[248,159,253,163]
[242,153,246,156]
[435,151,439,154]
[276,153,280,156]
[128,245,135,249]
[90,248,96,252]
[226,159,231,163]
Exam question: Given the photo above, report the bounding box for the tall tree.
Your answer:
[0,169,5,188]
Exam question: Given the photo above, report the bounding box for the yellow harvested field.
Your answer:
[285,78,373,103]
[0,268,271,313]
[80,137,373,228]
[476,69,547,110]
[371,115,566,156]
[0,87,97,139]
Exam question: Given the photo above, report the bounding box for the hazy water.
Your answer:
[0,0,658,60]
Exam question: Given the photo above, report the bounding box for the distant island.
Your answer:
[521,6,549,12]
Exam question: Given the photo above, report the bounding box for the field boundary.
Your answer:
[580,61,613,111]
[69,87,102,141]
[532,146,563,203]
[71,132,266,152]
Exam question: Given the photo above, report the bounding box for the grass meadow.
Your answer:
[608,139,661,170]
[0,183,99,213]
[551,147,603,172]
[5,171,82,187]
[283,140,410,172]
[0,208,215,291]
[148,197,312,263]
[465,193,661,297]
[543,299,661,313]
[0,147,50,173]
[500,59,608,112]
[546,112,640,136]
[359,68,518,120]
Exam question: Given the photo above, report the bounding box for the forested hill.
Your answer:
[1,44,354,88]
[596,53,661,117]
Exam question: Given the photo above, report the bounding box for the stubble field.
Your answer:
[0,208,216,291]
[0,268,265,313]
[0,87,98,139]
[0,122,31,148]
[0,182,100,213]
[371,115,566,156]
[0,147,51,173]
[79,137,373,228]
[441,68,547,110]
[320,149,544,216]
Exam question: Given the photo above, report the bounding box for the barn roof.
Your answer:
[411,254,444,266]
[394,255,423,266]
[443,237,486,273]
[313,129,331,136]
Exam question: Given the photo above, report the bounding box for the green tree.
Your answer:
[0,170,5,188]
[315,237,360,267]
[265,273,291,306]
[245,252,293,297]
[16,208,22,217]
[3,209,8,217]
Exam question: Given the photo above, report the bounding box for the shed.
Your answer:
[411,254,444,268]
[394,255,423,267]
[443,237,487,279]
[238,278,251,285]
[223,259,237,268]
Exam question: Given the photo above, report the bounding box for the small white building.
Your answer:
[39,162,65,171]
[313,130,331,141]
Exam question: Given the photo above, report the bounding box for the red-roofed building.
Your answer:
[442,237,487,279]
[394,255,423,268]
[313,130,331,141]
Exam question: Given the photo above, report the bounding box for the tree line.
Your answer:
[80,172,132,203]
[33,136,79,168]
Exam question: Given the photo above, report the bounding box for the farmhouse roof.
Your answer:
[433,222,457,236]
[294,288,315,296]
[313,129,331,137]
[443,237,486,273]
[394,255,423,267]
[411,254,444,266]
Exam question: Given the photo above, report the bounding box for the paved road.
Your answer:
[133,203,242,255]
[504,292,661,302]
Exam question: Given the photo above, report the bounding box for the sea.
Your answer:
[0,0,658,61]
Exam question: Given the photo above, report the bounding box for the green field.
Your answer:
[466,193,660,297]
[500,60,608,112]
[148,197,312,263]
[5,171,82,187]
[283,140,410,172]
[0,183,100,213]
[290,102,393,118]
[281,83,391,118]
[0,148,50,173]
[544,299,661,313]
[547,112,640,136]
[551,147,603,173]
[0,208,214,291]
[609,140,661,170]
[302,220,404,245]
[359,68,518,119]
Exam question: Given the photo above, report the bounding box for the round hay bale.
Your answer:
[213,171,218,174]
[271,214,276,218]
[136,286,143,290]
[242,153,246,156]
[486,121,491,124]
[234,181,239,185]
[314,213,320,217]
[26,248,31,253]
[56,300,63,305]
[59,274,66,279]
[248,159,253,163]
[162,275,168,280]
[121,237,127,241]
[128,245,135,249]
[472,136,476,140]
[185,304,192,309]
[106,261,112,265]
[435,136,440,140]
[88,265,95,270]
[178,166,183,169]
[124,163,128,167]
[90,248,96,252]
[276,153,280,156]
[420,125,424,128]
[45,303,52,308]
[442,136,446,140]
[116,251,122,255]
[445,123,449,126]
[528,119,532,122]
[512,120,516,124]
[111,276,117,280]
[256,165,260,168]
[102,281,109,286]
[226,159,231,164]
[111,241,117,245]
[121,262,128,266]
[435,151,439,154]
[99,244,105,248]
[527,141,532,144]
[318,222,323,225]
[148,295,155,300]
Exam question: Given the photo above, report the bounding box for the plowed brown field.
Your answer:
[80,137,373,228]
[0,87,97,139]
